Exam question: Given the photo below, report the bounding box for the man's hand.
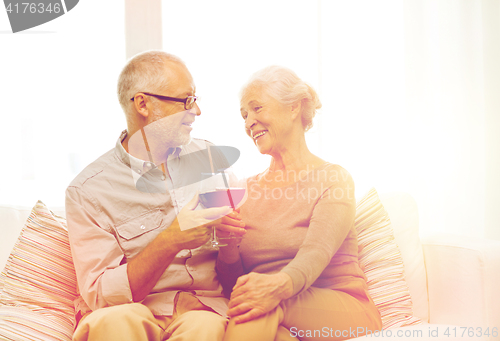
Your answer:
[166,193,234,251]
[128,193,235,302]
[226,272,294,324]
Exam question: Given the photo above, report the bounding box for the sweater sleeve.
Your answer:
[280,167,356,296]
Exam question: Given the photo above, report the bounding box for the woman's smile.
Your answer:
[252,130,268,141]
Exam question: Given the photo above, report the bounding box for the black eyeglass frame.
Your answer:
[130,92,198,110]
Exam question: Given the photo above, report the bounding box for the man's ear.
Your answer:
[132,94,150,119]
[290,100,302,121]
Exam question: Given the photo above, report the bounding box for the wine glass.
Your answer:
[199,171,246,248]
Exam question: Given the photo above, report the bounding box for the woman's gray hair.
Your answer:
[117,50,185,114]
[241,65,322,131]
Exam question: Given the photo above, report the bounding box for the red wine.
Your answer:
[199,188,246,208]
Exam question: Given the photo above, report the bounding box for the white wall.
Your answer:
[0,2,125,208]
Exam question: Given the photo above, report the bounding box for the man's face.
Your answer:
[144,62,200,149]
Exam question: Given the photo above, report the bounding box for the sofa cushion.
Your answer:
[0,201,76,341]
[0,204,65,270]
[355,188,422,329]
[422,233,500,329]
[379,192,429,323]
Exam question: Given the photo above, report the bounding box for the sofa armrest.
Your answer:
[422,234,500,337]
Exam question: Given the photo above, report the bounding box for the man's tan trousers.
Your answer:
[72,292,227,341]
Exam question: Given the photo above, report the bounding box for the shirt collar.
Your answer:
[115,130,183,173]
[167,145,183,160]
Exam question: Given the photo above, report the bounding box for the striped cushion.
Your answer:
[0,201,77,341]
[355,188,422,329]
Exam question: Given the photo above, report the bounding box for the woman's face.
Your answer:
[240,86,293,155]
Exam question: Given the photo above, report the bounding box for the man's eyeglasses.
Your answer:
[131,92,198,110]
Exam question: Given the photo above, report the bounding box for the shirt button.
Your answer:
[140,225,146,230]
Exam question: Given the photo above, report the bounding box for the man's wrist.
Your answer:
[159,229,183,255]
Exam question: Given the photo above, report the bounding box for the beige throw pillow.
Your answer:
[355,188,422,329]
[0,201,77,341]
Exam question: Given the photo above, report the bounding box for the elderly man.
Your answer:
[66,51,246,341]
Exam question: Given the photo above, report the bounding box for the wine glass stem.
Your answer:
[212,227,219,247]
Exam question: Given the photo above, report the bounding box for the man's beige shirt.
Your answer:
[66,130,229,317]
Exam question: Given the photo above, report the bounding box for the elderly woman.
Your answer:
[216,66,382,341]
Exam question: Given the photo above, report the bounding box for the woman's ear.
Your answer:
[290,100,302,121]
[132,94,150,119]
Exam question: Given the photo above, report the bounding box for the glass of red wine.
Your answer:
[199,171,246,248]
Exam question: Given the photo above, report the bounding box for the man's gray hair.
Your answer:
[240,66,322,132]
[117,50,186,114]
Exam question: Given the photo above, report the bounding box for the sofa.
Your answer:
[0,190,499,340]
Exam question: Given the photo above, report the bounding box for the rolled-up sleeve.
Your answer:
[66,186,133,310]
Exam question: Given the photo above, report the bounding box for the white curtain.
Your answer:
[330,0,499,239]
[1,0,498,239]
[161,0,499,239]
[401,0,499,240]
[319,0,499,239]
[325,0,500,239]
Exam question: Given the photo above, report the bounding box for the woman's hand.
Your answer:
[214,208,246,243]
[215,208,246,263]
[227,272,294,324]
